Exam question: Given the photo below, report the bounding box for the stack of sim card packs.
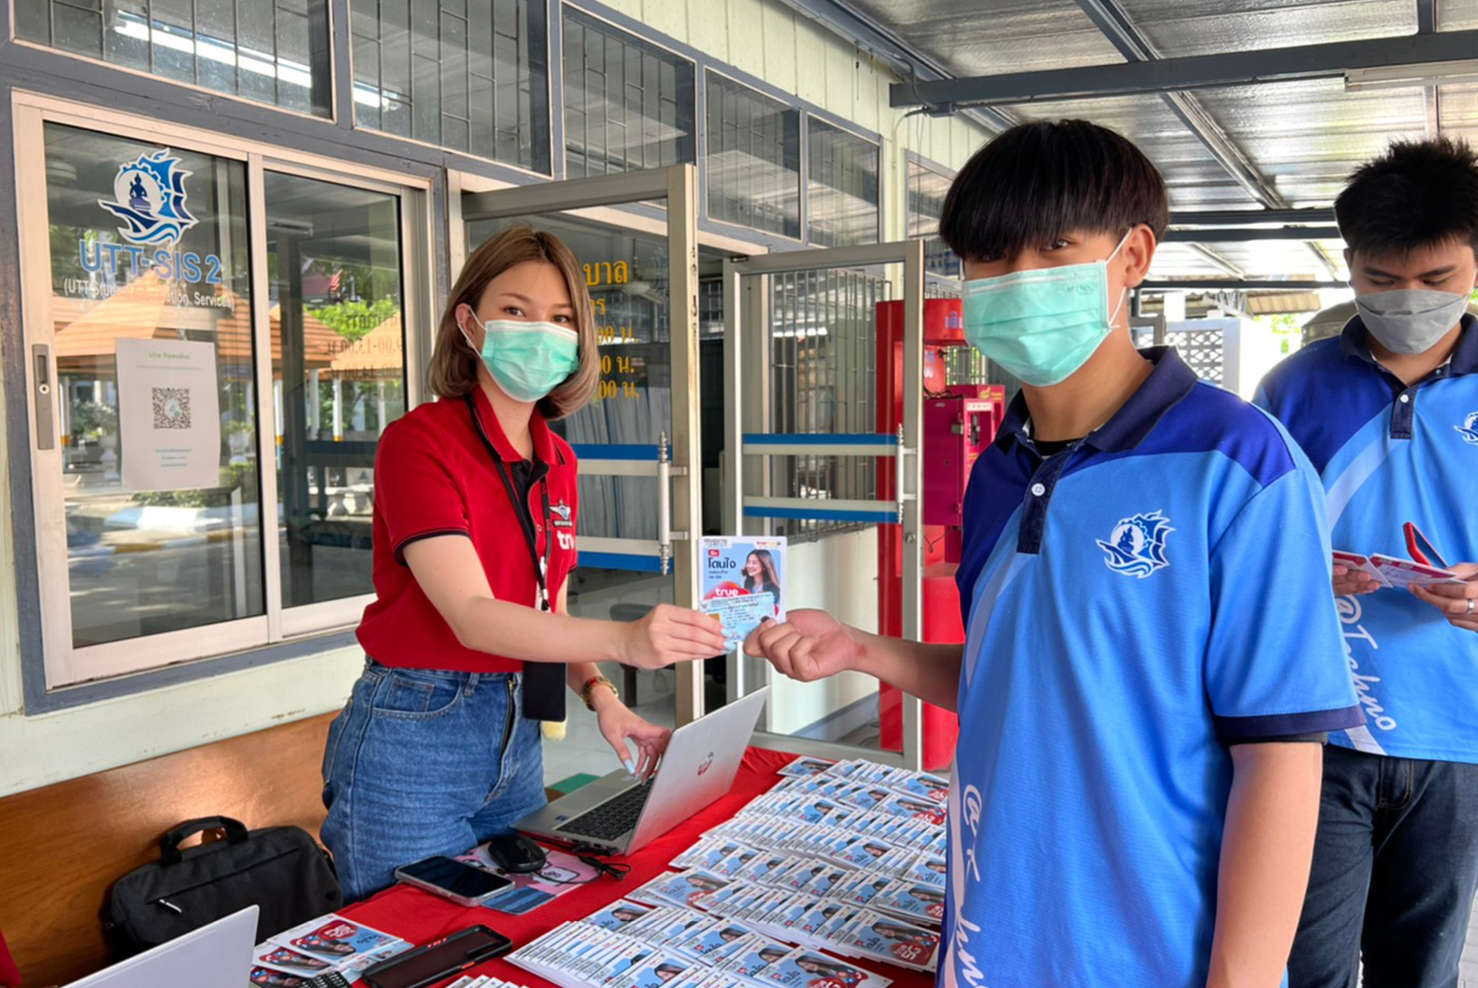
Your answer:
[507,756,948,987]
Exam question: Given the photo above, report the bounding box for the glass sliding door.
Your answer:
[265,172,407,612]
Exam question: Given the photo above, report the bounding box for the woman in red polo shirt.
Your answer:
[321,226,728,902]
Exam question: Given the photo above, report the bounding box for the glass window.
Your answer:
[265,172,407,608]
[907,157,960,279]
[807,119,879,248]
[351,0,551,174]
[16,0,331,116]
[562,9,695,178]
[705,73,800,239]
[43,123,264,652]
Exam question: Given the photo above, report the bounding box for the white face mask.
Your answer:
[1353,288,1469,355]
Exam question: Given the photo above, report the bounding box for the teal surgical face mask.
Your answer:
[962,231,1132,387]
[1353,287,1470,355]
[461,311,580,403]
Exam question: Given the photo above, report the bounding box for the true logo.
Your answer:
[1098,511,1175,578]
[550,500,574,527]
[1455,411,1478,446]
[696,752,715,776]
[98,150,198,247]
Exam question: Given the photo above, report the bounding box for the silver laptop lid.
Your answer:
[624,686,770,854]
[66,906,258,988]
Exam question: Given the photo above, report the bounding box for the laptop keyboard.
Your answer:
[554,778,655,842]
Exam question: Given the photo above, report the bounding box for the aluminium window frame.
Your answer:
[343,0,558,178]
[702,66,804,245]
[557,3,699,182]
[804,114,884,248]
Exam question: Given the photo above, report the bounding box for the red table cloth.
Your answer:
[0,926,18,987]
[343,746,936,988]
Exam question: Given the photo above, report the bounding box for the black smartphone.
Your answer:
[360,926,512,988]
[392,855,514,907]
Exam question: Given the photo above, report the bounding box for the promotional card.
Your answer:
[700,537,788,649]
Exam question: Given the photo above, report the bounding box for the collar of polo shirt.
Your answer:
[1340,312,1478,376]
[994,346,1199,456]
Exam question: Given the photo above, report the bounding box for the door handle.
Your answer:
[32,344,55,451]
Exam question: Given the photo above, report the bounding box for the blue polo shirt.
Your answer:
[1255,315,1478,764]
[943,348,1360,988]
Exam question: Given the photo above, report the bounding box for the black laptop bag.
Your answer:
[104,816,341,957]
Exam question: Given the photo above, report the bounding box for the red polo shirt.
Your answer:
[356,388,579,672]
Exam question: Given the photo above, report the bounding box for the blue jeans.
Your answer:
[320,659,547,903]
[1289,744,1478,988]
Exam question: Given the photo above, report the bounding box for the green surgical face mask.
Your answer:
[962,232,1131,387]
[461,312,580,403]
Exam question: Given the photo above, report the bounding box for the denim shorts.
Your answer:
[320,658,546,903]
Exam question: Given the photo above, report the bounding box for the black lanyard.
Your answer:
[464,395,564,722]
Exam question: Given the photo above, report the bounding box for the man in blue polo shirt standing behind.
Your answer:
[1256,137,1478,988]
[746,119,1361,987]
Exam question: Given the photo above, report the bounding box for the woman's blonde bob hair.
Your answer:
[428,225,598,419]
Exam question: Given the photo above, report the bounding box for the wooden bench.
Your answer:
[0,712,337,986]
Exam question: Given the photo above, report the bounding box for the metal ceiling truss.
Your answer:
[1161,226,1343,242]
[1187,244,1246,278]
[1141,279,1346,291]
[1170,208,1336,226]
[887,27,1478,107]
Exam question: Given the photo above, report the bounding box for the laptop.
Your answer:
[517,686,770,855]
[66,906,257,987]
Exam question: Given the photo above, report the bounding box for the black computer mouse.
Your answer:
[484,833,547,874]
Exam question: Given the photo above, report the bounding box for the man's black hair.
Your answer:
[939,119,1169,263]
[1335,137,1478,257]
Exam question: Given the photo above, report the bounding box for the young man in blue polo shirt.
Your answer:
[1255,138,1478,988]
[745,119,1361,987]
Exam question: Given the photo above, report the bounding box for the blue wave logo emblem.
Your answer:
[98,150,197,247]
[1456,411,1478,446]
[1098,511,1175,578]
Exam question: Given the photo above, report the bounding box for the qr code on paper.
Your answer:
[151,388,191,430]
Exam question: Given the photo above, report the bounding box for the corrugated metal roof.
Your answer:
[873,0,1125,76]
[1191,79,1428,205]
[841,0,1474,281]
[1117,0,1416,57]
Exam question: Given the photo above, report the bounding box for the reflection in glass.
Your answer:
[563,9,695,178]
[807,120,880,248]
[17,0,330,116]
[907,158,960,279]
[706,74,800,239]
[351,0,551,174]
[45,123,264,648]
[266,172,406,609]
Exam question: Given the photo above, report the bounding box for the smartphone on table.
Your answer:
[393,855,514,907]
[360,925,512,988]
